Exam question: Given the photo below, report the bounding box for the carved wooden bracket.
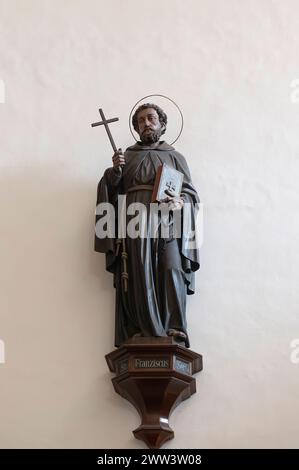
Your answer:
[105,337,203,449]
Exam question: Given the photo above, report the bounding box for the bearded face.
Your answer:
[136,108,165,145]
[140,126,163,144]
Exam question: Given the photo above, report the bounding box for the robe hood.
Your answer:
[126,141,175,152]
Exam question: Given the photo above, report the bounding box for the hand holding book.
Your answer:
[161,189,184,211]
[151,163,184,207]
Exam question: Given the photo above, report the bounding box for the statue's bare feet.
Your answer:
[167,329,187,341]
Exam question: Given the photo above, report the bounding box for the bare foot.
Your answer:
[167,329,187,341]
[132,332,143,338]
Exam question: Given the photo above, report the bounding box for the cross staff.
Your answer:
[91,108,119,153]
[91,107,128,292]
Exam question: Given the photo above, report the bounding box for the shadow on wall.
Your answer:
[0,166,114,356]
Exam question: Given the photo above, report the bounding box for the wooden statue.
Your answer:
[92,102,202,448]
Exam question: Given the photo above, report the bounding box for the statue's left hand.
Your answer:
[162,189,184,211]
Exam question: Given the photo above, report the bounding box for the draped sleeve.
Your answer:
[94,166,122,275]
[173,151,201,294]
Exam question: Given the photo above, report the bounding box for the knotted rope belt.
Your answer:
[127,184,154,193]
[116,185,154,292]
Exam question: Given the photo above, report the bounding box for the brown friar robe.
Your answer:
[95,141,200,347]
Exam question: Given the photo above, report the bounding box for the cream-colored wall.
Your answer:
[1,0,299,449]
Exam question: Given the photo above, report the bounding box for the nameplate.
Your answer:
[135,358,170,369]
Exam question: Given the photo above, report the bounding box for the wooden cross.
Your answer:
[91,108,119,153]
[91,107,128,291]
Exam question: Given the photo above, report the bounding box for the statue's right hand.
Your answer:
[112,148,125,174]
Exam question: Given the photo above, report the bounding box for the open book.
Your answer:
[151,163,184,202]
